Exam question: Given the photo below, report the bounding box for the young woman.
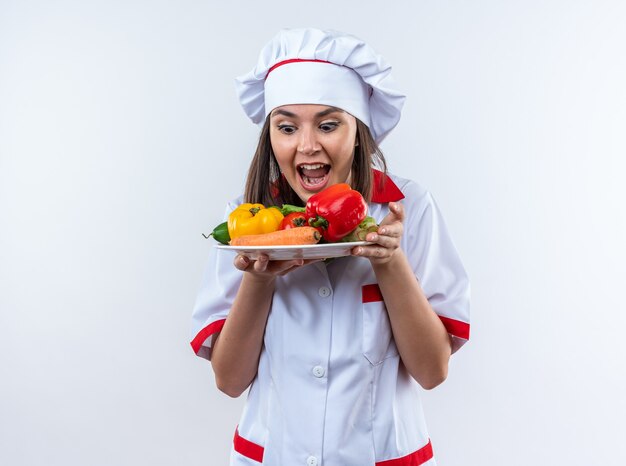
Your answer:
[191,28,470,466]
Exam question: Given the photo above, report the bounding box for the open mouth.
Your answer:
[297,163,331,190]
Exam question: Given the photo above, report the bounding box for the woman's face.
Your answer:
[269,104,358,203]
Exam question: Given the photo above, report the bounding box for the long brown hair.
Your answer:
[244,116,387,206]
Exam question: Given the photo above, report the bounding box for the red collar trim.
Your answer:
[371,169,405,203]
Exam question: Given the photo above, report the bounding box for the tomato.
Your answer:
[279,212,309,230]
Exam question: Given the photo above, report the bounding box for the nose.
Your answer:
[297,127,321,155]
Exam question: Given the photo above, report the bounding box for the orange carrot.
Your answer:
[229,226,321,246]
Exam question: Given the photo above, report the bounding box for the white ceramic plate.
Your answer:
[215,241,372,260]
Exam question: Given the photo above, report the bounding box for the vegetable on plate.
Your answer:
[280,212,308,229]
[229,226,321,246]
[305,183,368,242]
[339,216,379,242]
[280,211,324,235]
[228,203,284,240]
[203,221,230,244]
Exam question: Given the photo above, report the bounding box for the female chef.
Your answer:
[191,28,470,466]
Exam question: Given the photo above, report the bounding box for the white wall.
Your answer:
[1,1,625,465]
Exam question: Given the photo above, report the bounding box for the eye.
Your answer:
[319,121,339,133]
[277,124,296,135]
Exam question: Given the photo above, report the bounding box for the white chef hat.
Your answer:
[235,28,406,143]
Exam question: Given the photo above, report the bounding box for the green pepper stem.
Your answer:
[309,216,328,229]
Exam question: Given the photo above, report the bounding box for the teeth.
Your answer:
[303,175,324,185]
[300,163,327,170]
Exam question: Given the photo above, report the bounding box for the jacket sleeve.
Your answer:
[190,201,243,360]
[402,182,471,353]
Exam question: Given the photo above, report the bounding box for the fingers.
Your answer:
[234,254,251,271]
[378,201,405,227]
[253,255,270,272]
[233,254,307,276]
[364,202,404,244]
[352,243,389,257]
[365,222,403,242]
[353,202,404,264]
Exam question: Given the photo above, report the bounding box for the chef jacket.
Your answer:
[191,171,470,466]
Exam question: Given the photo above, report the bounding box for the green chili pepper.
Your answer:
[203,221,230,244]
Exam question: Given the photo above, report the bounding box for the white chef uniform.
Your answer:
[190,170,470,465]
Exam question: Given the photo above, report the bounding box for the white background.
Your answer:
[1,1,625,465]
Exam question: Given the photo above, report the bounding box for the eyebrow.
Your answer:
[271,106,345,119]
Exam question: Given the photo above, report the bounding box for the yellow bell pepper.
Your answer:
[227,203,284,239]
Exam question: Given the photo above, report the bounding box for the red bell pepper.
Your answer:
[305,183,368,242]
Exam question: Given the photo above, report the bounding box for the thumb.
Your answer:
[380,202,404,226]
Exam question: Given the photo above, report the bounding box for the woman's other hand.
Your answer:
[352,201,404,265]
[234,254,319,279]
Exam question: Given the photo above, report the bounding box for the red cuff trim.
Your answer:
[362,284,383,303]
[190,319,226,354]
[233,428,264,463]
[376,439,434,465]
[372,169,405,203]
[439,315,470,340]
[362,285,470,341]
